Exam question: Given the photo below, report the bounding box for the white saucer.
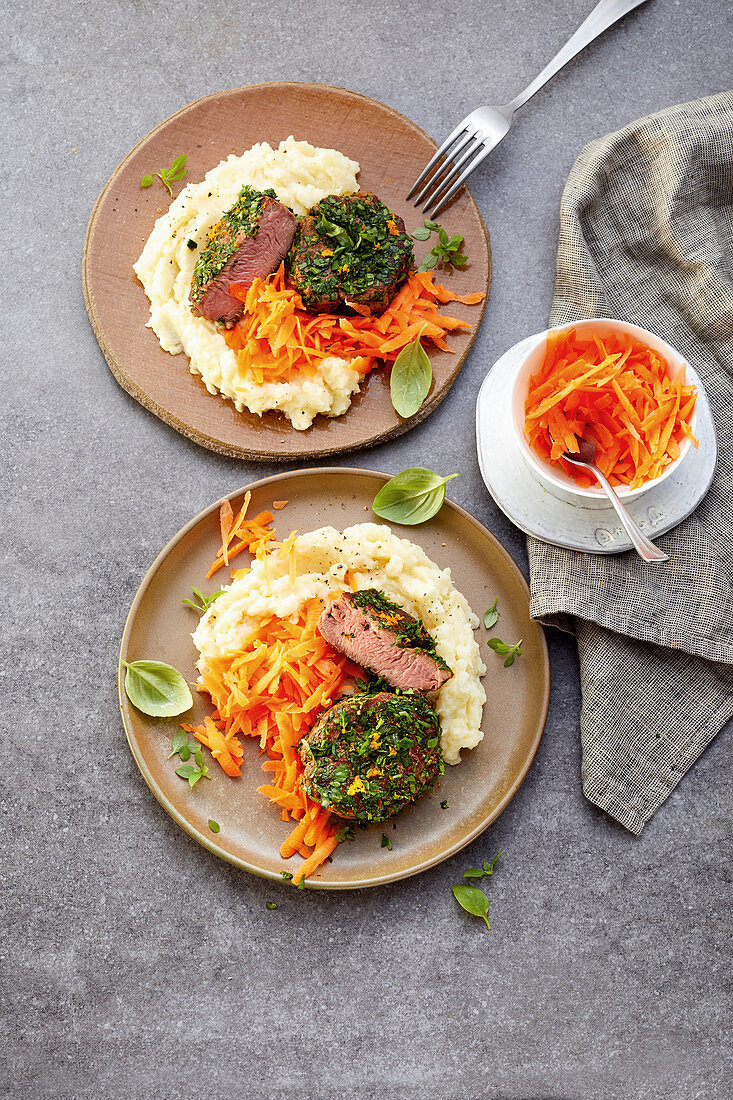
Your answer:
[475,333,718,554]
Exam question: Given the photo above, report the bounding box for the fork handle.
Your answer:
[507,0,651,114]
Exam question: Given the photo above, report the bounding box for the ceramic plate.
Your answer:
[119,468,549,889]
[84,82,491,461]
[476,334,717,554]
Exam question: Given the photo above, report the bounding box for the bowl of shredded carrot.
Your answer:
[512,319,698,501]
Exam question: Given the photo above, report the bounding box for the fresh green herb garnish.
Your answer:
[390,329,432,419]
[372,467,457,526]
[452,884,491,929]
[168,731,194,761]
[140,174,154,189]
[182,586,225,613]
[418,221,468,272]
[487,637,524,667]
[440,800,448,809]
[297,878,306,890]
[381,834,393,850]
[483,599,499,630]
[266,901,277,910]
[186,239,198,250]
[175,760,210,788]
[157,154,187,196]
[281,871,293,881]
[122,660,193,717]
[463,851,502,879]
[208,819,220,833]
[411,219,440,241]
[335,825,356,843]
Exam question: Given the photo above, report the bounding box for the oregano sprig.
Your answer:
[414,219,468,271]
[487,637,524,667]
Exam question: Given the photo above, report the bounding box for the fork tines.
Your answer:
[406,125,487,217]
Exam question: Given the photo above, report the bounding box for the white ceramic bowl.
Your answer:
[511,317,698,505]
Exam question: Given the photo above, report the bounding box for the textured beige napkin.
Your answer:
[528,91,733,833]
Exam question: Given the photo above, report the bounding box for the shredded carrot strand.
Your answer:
[221,264,483,385]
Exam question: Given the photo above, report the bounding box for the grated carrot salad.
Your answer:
[524,328,698,489]
[183,498,359,884]
[222,264,484,385]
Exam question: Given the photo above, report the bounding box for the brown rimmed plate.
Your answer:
[84,82,490,461]
[119,468,548,889]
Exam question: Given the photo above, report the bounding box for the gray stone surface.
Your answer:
[2,1,731,1097]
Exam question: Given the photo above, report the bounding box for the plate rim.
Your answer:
[119,466,550,889]
[84,80,491,462]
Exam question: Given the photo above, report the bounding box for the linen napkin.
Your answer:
[528,91,733,833]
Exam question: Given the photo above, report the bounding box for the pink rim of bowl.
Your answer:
[511,317,698,503]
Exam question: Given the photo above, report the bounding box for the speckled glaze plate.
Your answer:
[119,469,549,889]
[84,82,490,461]
[476,334,717,553]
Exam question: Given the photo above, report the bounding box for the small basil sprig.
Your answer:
[168,731,194,761]
[452,885,491,929]
[483,599,499,630]
[141,155,188,195]
[487,637,523,667]
[182,586,224,613]
[175,746,210,788]
[415,220,468,271]
[411,218,440,241]
[390,330,432,418]
[122,660,193,717]
[381,834,393,850]
[463,851,502,880]
[372,467,457,526]
[158,154,188,196]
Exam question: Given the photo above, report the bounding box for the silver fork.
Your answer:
[407,0,650,217]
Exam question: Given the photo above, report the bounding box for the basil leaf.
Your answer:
[168,731,188,759]
[266,901,277,910]
[504,653,515,667]
[281,871,293,881]
[381,834,393,850]
[462,868,485,878]
[194,747,205,768]
[122,660,193,717]
[451,253,468,266]
[483,599,499,630]
[179,744,191,761]
[438,227,449,246]
[424,219,441,232]
[452,885,491,929]
[487,638,510,655]
[175,764,197,780]
[140,174,154,189]
[208,819,220,833]
[412,226,432,241]
[446,234,464,250]
[390,334,432,418]
[372,467,458,526]
[418,250,438,273]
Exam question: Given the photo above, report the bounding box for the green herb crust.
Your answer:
[349,588,451,674]
[299,692,444,823]
[190,185,278,306]
[289,192,414,313]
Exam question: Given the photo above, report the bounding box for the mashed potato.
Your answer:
[193,523,486,764]
[133,137,362,430]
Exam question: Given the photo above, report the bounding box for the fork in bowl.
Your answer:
[407,0,650,216]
